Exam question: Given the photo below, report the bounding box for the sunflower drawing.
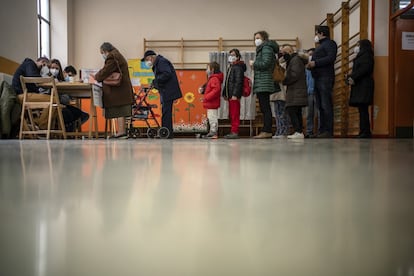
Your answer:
[184,92,195,103]
[184,92,196,122]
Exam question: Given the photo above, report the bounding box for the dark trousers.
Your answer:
[162,100,174,138]
[314,76,334,135]
[286,106,303,133]
[358,104,371,135]
[256,93,272,133]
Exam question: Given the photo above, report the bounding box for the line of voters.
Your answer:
[0,26,374,139]
[199,27,374,139]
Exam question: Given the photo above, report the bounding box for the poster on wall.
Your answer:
[402,32,414,50]
[128,59,208,133]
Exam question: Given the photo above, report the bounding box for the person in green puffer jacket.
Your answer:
[250,30,280,139]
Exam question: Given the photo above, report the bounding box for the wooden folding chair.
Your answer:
[19,76,67,139]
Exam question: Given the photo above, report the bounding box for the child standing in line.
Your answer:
[200,61,223,139]
[305,48,318,138]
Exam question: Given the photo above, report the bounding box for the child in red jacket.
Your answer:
[200,62,223,139]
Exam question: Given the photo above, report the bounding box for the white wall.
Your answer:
[51,0,69,65]
[0,0,37,62]
[374,0,389,56]
[70,0,327,70]
[0,0,389,68]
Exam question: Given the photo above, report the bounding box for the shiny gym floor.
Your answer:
[0,138,413,276]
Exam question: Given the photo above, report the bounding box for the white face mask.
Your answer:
[145,60,153,68]
[102,54,107,60]
[308,55,312,62]
[40,65,50,77]
[255,39,263,47]
[228,56,237,63]
[206,68,211,75]
[314,35,320,43]
[50,68,59,77]
[353,46,360,54]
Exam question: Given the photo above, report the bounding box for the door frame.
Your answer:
[389,0,414,137]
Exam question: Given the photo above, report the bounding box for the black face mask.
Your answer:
[283,53,291,61]
[277,52,284,59]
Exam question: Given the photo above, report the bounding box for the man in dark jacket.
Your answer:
[12,57,52,129]
[142,50,182,138]
[12,57,50,94]
[308,26,338,138]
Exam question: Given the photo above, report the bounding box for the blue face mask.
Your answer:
[65,75,70,82]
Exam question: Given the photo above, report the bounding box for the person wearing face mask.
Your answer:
[49,59,65,81]
[91,42,134,138]
[304,48,317,138]
[141,50,183,139]
[50,59,89,132]
[250,30,280,139]
[307,26,338,138]
[346,39,374,138]
[200,61,223,139]
[64,66,77,82]
[12,56,54,129]
[12,57,50,94]
[222,49,246,139]
[281,45,308,139]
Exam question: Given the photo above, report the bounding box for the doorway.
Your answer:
[390,1,414,138]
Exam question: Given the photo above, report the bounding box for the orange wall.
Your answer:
[0,56,19,75]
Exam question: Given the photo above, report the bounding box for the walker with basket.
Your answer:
[126,86,170,138]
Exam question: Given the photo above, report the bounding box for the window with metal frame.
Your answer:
[37,0,50,58]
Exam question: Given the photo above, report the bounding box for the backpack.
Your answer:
[243,76,252,97]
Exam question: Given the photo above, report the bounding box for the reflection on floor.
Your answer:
[0,139,413,276]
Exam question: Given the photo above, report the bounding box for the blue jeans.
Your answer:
[314,77,334,135]
[273,100,288,135]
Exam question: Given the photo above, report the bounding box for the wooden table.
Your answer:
[45,82,99,138]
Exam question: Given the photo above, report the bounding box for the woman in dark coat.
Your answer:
[281,45,308,138]
[94,42,134,138]
[347,39,374,138]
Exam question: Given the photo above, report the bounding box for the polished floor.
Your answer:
[0,138,413,276]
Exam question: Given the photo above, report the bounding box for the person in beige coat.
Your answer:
[93,42,134,138]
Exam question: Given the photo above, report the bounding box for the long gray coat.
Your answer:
[283,54,308,107]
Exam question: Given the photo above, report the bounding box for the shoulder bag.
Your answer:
[103,59,122,86]
[272,59,286,82]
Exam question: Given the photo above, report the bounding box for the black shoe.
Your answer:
[224,133,239,139]
[316,132,333,138]
[80,112,89,125]
[305,133,315,139]
[356,133,371,138]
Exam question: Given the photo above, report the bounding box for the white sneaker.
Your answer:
[287,132,304,139]
[272,134,286,139]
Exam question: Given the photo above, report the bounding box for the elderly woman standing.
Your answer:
[281,45,308,139]
[250,31,280,139]
[93,42,134,138]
